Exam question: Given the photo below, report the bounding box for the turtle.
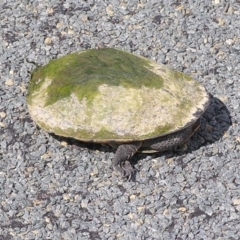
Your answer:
[27,48,209,179]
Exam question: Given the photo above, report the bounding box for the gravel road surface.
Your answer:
[0,1,240,239]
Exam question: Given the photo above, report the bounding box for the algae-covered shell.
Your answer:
[27,48,209,143]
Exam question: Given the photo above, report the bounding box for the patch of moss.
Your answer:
[170,68,193,82]
[28,48,165,106]
[142,123,174,139]
[91,128,124,139]
[178,98,192,111]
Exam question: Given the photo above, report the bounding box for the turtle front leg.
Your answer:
[112,142,142,179]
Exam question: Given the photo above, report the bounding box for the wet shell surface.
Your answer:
[27,48,209,142]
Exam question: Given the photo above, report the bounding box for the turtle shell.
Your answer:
[27,48,209,143]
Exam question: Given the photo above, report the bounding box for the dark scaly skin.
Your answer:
[112,120,200,179]
[143,124,193,151]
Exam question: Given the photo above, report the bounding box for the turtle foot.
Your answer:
[120,161,136,180]
[112,142,141,180]
[114,161,135,180]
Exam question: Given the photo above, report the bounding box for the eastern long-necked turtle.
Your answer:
[27,48,209,178]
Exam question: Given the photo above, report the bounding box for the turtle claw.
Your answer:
[113,161,135,180]
[112,142,141,180]
[120,161,136,181]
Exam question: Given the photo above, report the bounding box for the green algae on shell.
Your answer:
[27,48,209,142]
[27,48,164,107]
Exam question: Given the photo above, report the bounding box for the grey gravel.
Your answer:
[0,0,240,239]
